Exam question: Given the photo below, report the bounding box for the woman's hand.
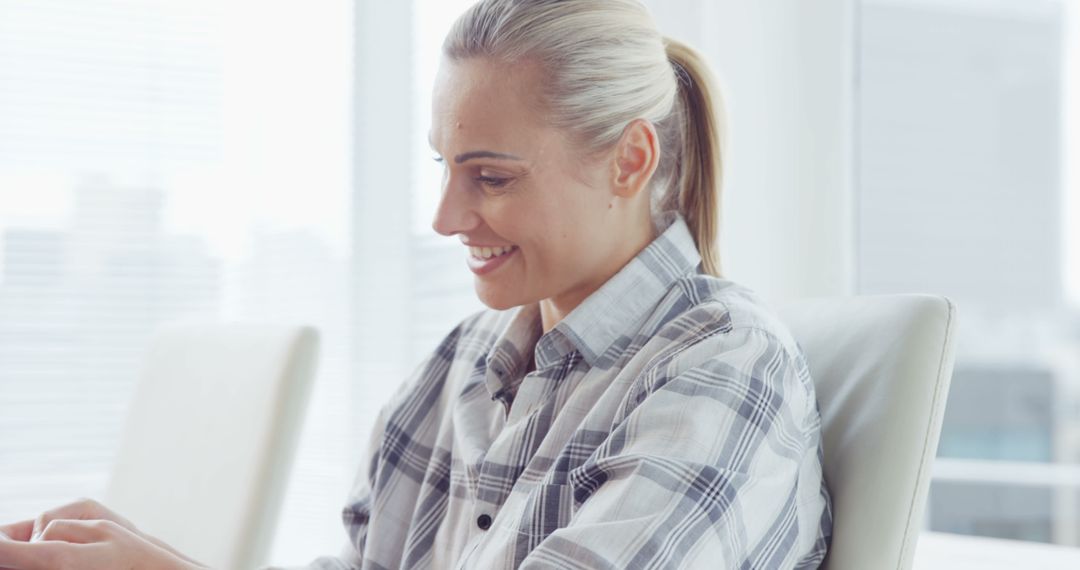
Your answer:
[0,498,209,570]
[28,497,137,541]
[0,518,204,570]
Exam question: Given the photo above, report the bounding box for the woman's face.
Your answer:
[430,57,654,315]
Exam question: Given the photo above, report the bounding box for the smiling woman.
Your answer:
[297,0,828,567]
[0,1,832,568]
[428,55,662,320]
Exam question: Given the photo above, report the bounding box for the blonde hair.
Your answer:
[444,0,727,276]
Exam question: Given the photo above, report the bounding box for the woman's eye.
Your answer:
[476,175,510,189]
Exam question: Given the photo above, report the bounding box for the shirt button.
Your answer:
[476,514,492,530]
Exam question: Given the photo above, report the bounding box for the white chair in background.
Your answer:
[776,294,958,570]
[104,324,319,570]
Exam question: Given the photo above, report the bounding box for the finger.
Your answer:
[37,519,114,545]
[29,498,103,541]
[0,520,33,542]
[0,539,69,570]
[28,514,44,543]
[29,512,50,543]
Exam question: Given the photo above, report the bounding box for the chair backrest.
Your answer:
[776,294,958,570]
[105,324,319,570]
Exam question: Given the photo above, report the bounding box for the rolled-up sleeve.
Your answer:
[518,326,831,569]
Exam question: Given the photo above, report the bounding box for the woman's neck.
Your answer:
[538,220,658,333]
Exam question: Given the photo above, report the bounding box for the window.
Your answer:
[0,0,356,564]
[856,0,1080,549]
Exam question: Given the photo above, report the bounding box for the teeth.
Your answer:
[469,245,516,259]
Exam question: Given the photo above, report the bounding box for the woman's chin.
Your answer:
[474,281,526,311]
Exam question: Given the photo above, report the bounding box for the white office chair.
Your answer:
[104,324,319,570]
[776,294,958,570]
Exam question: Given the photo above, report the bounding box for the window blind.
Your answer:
[0,0,357,565]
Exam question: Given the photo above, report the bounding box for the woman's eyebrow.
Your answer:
[454,150,523,164]
[427,134,523,163]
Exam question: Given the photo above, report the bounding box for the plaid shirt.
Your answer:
[267,212,832,569]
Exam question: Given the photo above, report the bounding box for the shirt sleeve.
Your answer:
[518,326,831,569]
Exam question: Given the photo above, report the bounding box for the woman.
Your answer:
[0,1,832,568]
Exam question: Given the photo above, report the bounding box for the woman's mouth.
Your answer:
[466,245,518,275]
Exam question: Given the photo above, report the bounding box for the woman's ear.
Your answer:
[612,118,660,198]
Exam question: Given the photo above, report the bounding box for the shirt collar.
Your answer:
[483,212,701,398]
[483,302,543,401]
[547,211,701,369]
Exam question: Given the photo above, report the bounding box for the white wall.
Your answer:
[645,0,856,305]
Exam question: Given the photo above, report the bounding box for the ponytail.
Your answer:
[663,38,726,277]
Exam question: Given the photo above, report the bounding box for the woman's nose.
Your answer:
[431,174,480,237]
